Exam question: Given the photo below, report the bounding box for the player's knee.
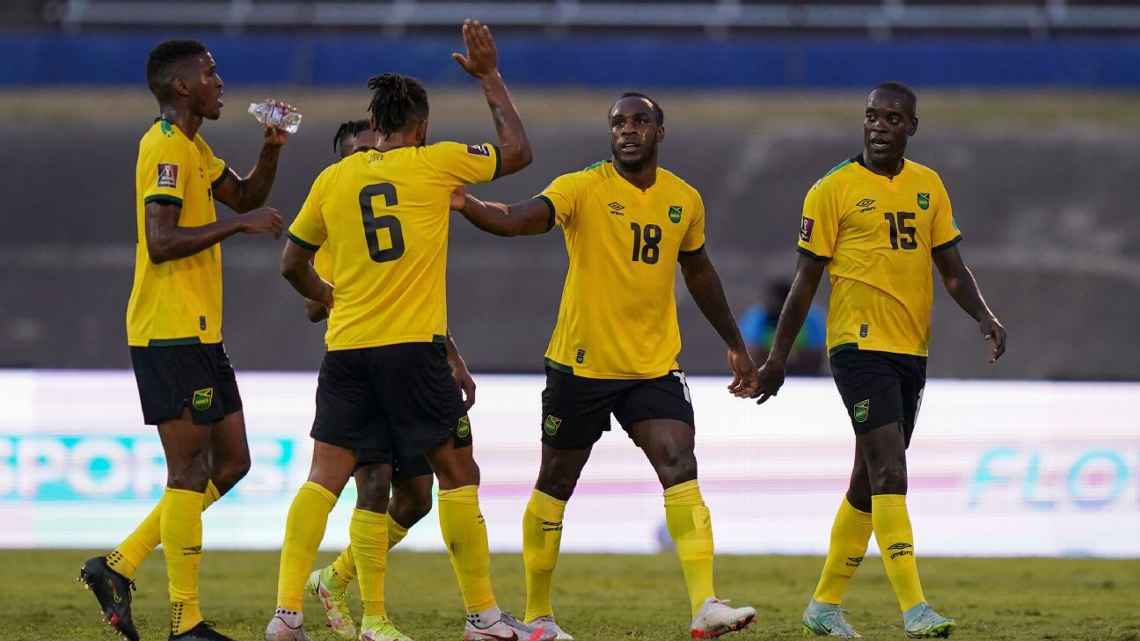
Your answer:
[167,449,211,491]
[868,460,907,495]
[535,471,578,501]
[212,457,250,494]
[655,449,697,488]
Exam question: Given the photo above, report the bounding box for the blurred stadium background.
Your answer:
[2,0,1138,568]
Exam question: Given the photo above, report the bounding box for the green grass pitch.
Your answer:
[11,550,1140,641]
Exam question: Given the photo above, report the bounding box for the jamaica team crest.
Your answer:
[543,414,562,436]
[668,205,683,223]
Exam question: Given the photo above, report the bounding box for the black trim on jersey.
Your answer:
[148,337,203,347]
[679,243,705,257]
[544,357,573,374]
[491,144,503,181]
[853,152,906,177]
[797,246,831,262]
[210,164,230,190]
[932,235,963,253]
[828,342,859,357]
[536,195,556,231]
[287,232,320,252]
[144,195,183,208]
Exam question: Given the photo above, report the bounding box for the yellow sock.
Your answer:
[351,509,389,617]
[438,485,497,613]
[664,480,716,617]
[387,514,411,549]
[330,547,356,588]
[522,490,566,622]
[812,498,874,604]
[160,488,204,635]
[109,481,221,579]
[872,494,926,612]
[276,481,337,611]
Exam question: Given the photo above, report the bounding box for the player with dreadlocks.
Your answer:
[266,20,553,641]
[300,119,472,641]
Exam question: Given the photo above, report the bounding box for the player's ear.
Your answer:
[908,115,918,137]
[415,118,429,146]
[656,124,666,143]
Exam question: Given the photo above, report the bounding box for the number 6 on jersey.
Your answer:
[360,182,405,263]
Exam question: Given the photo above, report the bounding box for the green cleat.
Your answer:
[801,600,861,638]
[304,566,355,640]
[360,615,414,641]
[903,603,956,638]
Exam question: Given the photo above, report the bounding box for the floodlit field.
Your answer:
[14,550,1140,641]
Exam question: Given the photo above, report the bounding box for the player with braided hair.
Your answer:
[267,19,551,641]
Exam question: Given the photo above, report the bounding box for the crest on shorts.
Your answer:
[192,388,214,412]
[543,415,562,436]
[157,163,179,189]
[917,192,930,210]
[853,399,870,423]
[456,416,471,438]
[668,205,683,224]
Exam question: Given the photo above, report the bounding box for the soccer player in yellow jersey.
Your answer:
[300,120,474,640]
[754,83,1007,639]
[78,40,289,641]
[457,93,760,640]
[267,21,554,641]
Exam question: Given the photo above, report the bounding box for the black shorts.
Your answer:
[130,343,243,426]
[830,349,927,447]
[312,342,470,464]
[355,441,433,480]
[540,365,694,450]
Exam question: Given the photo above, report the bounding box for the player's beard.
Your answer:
[612,139,658,174]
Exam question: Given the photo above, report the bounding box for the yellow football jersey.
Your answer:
[289,141,500,350]
[797,155,962,357]
[541,161,706,379]
[126,119,228,347]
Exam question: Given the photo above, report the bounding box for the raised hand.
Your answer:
[726,347,759,399]
[451,19,499,79]
[241,207,284,238]
[261,99,296,146]
[980,315,1007,363]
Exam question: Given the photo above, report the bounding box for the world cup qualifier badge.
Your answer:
[467,143,491,156]
[157,163,178,188]
[800,216,815,242]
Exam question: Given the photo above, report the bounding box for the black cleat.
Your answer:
[78,556,139,641]
[170,621,238,641]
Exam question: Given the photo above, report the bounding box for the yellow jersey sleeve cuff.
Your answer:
[536,194,556,230]
[797,246,831,261]
[144,194,182,207]
[491,143,503,181]
[287,232,320,251]
[932,235,963,253]
[210,164,229,190]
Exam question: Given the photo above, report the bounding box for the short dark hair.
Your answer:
[872,81,917,117]
[333,119,372,156]
[147,39,207,100]
[367,73,430,136]
[615,91,664,126]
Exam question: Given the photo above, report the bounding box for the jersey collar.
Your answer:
[853,152,906,181]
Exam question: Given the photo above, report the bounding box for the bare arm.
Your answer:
[755,254,826,403]
[445,331,477,410]
[451,20,532,177]
[678,247,757,397]
[933,245,1007,362]
[145,202,282,264]
[459,194,553,237]
[280,239,333,308]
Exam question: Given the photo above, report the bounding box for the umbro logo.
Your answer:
[887,542,914,559]
[845,555,864,567]
[856,198,875,212]
[541,520,563,532]
[608,201,625,216]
